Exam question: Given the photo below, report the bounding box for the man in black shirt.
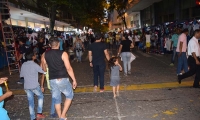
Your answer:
[88,32,110,92]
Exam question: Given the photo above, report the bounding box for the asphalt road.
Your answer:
[0,49,198,120]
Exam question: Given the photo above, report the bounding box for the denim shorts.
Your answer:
[50,78,74,104]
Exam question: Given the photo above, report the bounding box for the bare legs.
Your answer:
[112,85,120,98]
[55,99,72,119]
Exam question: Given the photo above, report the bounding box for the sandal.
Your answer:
[100,89,104,92]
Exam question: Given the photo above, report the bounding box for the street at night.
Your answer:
[1,0,200,120]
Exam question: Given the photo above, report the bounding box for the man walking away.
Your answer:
[41,37,77,120]
[176,29,189,75]
[178,29,200,88]
[88,32,110,92]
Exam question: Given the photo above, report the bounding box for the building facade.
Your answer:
[5,0,75,31]
[109,0,200,30]
[141,0,198,27]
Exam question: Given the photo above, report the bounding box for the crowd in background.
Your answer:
[1,19,200,71]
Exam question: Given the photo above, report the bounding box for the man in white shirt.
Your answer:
[178,29,200,88]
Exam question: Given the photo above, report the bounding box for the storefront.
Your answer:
[140,0,198,26]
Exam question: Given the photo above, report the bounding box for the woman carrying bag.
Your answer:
[117,34,134,76]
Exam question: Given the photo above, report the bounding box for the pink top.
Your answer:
[176,33,187,52]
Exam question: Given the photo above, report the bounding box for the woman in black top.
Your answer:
[117,35,134,76]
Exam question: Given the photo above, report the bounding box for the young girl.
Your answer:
[0,77,13,120]
[109,57,122,98]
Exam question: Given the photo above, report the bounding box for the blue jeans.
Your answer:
[171,47,177,64]
[121,52,131,74]
[177,52,188,74]
[25,86,44,120]
[50,78,74,104]
[50,90,55,115]
[19,77,24,83]
[76,50,82,62]
[93,64,106,89]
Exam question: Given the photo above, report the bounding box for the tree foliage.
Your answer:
[35,0,69,35]
[36,0,107,34]
[8,0,108,34]
[108,0,128,29]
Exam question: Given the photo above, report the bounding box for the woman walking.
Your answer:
[117,35,134,76]
[74,37,85,63]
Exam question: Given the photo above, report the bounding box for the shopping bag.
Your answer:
[130,53,136,62]
[45,68,51,89]
[120,54,122,61]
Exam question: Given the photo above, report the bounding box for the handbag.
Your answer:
[130,53,136,63]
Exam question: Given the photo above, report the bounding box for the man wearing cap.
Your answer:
[178,29,200,88]
[88,32,110,92]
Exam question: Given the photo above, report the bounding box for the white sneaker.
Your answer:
[177,73,182,76]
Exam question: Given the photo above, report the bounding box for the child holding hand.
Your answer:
[0,77,13,120]
[109,57,122,98]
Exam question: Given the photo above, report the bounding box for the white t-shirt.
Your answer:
[72,36,76,44]
[128,35,133,42]
[31,33,38,39]
[45,34,51,40]
[135,35,140,42]
[183,24,189,29]
[165,38,171,51]
[188,37,200,56]
[32,39,38,46]
[193,24,200,31]
[145,35,151,43]
[80,35,86,42]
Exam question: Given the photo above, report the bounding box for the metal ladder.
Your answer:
[0,0,20,75]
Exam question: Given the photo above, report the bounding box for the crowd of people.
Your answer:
[0,18,200,119]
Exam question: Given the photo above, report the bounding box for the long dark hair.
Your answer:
[109,57,118,68]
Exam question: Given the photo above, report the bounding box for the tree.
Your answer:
[108,0,128,29]
[66,0,106,31]
[9,0,107,34]
[36,0,106,34]
[35,0,70,35]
